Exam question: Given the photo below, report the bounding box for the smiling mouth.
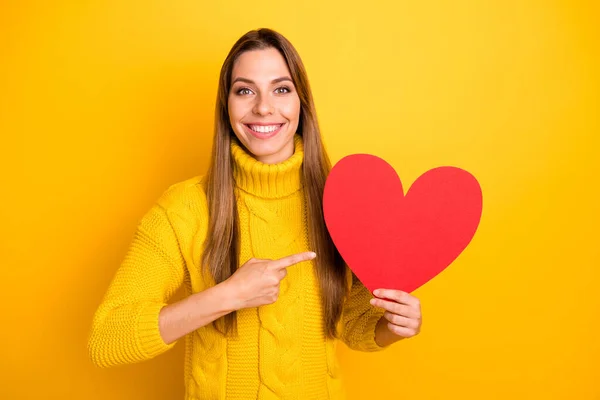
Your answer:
[245,123,284,134]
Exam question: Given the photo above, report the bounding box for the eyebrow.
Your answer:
[231,76,293,85]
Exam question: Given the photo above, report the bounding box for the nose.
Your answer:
[252,94,273,116]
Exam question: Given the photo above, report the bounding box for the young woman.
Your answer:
[88,28,422,399]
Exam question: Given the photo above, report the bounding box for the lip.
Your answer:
[243,123,285,139]
[245,122,285,126]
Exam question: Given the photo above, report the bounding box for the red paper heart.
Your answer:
[323,154,482,293]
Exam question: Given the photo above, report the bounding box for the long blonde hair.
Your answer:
[202,28,347,338]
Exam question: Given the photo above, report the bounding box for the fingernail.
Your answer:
[370,298,376,305]
[374,290,381,296]
[310,252,317,258]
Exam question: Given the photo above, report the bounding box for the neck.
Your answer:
[255,140,296,164]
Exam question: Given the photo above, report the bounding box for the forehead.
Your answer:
[231,48,291,81]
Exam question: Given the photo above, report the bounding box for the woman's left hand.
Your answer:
[370,289,422,340]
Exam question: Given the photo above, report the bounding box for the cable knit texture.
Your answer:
[88,135,388,399]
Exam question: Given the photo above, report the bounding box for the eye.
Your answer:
[236,87,254,95]
[275,86,291,94]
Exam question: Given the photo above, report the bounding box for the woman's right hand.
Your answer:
[225,252,317,309]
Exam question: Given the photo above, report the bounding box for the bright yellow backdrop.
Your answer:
[1,1,598,399]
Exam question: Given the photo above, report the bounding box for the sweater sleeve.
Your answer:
[88,202,186,368]
[339,272,389,352]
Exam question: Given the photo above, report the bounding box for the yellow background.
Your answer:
[1,0,598,399]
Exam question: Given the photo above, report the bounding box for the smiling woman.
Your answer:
[87,27,422,400]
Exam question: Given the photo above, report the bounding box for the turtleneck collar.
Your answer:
[231,135,304,199]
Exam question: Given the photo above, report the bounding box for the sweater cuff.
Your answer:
[137,303,176,358]
[358,309,389,352]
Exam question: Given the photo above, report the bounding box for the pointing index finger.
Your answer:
[269,252,317,270]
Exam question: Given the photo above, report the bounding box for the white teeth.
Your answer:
[248,124,281,133]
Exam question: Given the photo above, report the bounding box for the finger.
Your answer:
[386,323,418,338]
[246,257,271,264]
[278,267,288,280]
[383,312,420,330]
[370,298,421,319]
[269,252,316,270]
[373,289,420,308]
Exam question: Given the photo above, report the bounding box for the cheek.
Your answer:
[227,100,235,122]
[280,98,301,122]
[228,98,245,123]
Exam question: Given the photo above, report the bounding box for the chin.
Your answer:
[234,128,295,164]
[245,141,282,158]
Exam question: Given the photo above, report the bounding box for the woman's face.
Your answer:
[228,47,301,164]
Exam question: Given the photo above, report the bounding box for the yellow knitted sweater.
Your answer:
[88,135,387,399]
